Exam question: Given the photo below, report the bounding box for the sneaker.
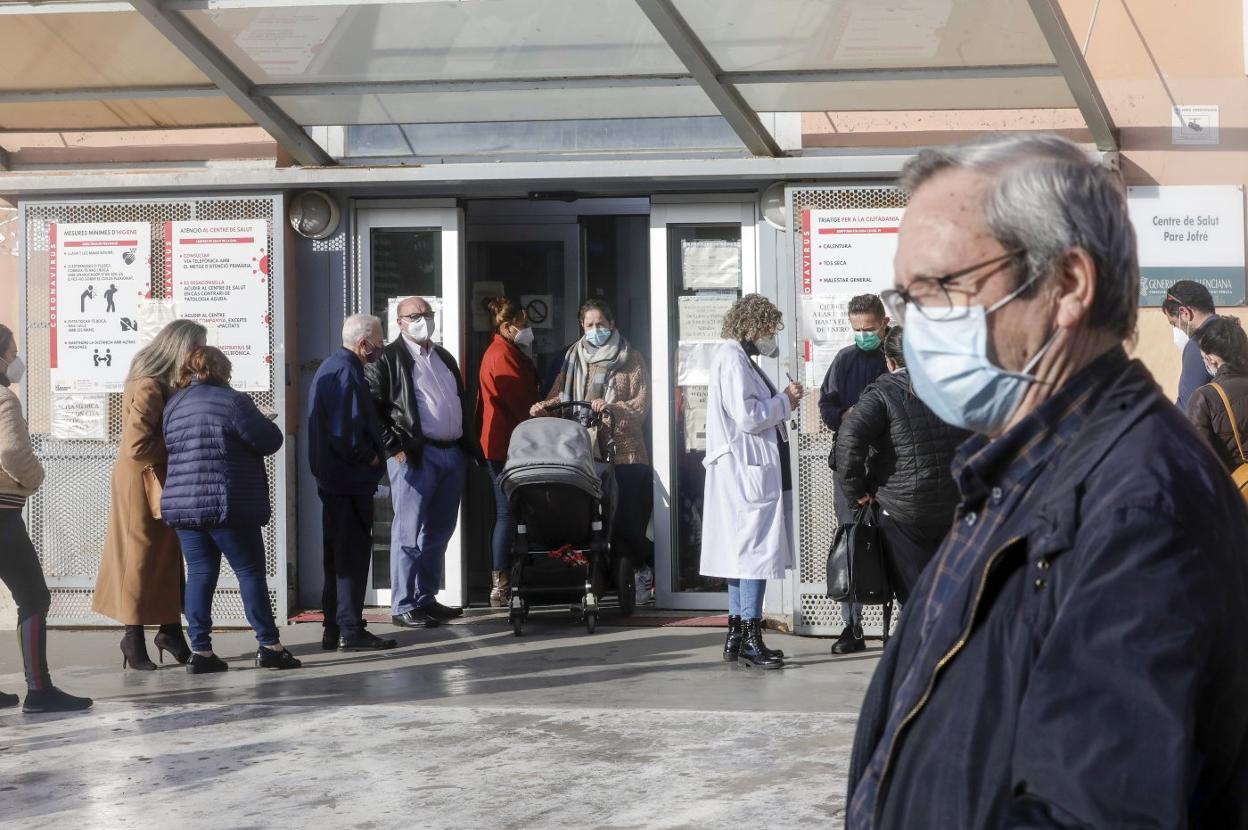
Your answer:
[255,647,303,670]
[830,624,866,655]
[22,686,93,714]
[634,565,655,605]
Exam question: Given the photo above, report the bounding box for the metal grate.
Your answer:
[791,186,908,636]
[21,196,286,627]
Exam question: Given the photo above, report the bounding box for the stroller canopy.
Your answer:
[500,417,602,501]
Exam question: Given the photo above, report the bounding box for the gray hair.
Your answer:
[722,293,783,341]
[127,319,208,392]
[899,133,1138,339]
[341,314,381,349]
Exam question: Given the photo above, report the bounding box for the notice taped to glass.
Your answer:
[800,208,902,296]
[49,222,151,393]
[165,220,271,391]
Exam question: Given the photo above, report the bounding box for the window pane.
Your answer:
[668,224,742,594]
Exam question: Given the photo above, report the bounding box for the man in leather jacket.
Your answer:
[366,296,482,628]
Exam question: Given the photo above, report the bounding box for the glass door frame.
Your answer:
[650,197,759,611]
[356,200,467,610]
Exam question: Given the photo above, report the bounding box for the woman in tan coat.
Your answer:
[93,319,206,670]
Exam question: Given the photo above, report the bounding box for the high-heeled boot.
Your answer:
[153,623,192,665]
[722,615,743,661]
[737,618,783,670]
[120,625,157,671]
[489,570,511,608]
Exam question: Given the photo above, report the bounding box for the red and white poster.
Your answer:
[800,207,903,297]
[165,220,271,391]
[49,222,151,393]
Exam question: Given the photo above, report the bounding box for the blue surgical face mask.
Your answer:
[902,278,1057,435]
[584,327,612,347]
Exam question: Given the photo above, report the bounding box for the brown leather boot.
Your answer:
[490,570,511,608]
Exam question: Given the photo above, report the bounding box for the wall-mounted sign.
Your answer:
[681,239,741,289]
[1171,105,1220,146]
[49,222,151,393]
[521,294,554,330]
[51,394,108,441]
[677,293,734,342]
[801,208,902,297]
[165,220,272,391]
[1128,186,1246,307]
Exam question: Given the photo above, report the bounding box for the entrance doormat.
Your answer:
[289,609,729,628]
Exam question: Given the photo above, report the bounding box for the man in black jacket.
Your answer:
[835,327,968,604]
[366,297,482,628]
[847,134,1248,828]
[820,294,889,654]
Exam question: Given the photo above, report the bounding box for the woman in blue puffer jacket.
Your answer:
[162,346,301,674]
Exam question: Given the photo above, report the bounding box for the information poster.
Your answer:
[801,208,902,297]
[677,294,735,341]
[50,222,151,393]
[1128,186,1246,306]
[681,239,741,289]
[799,295,853,344]
[165,220,271,391]
[681,385,709,453]
[51,394,108,441]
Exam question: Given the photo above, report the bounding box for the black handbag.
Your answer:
[826,501,890,605]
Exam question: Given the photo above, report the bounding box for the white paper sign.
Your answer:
[676,342,719,386]
[386,296,444,345]
[165,220,271,392]
[677,294,735,342]
[681,239,741,289]
[681,384,709,452]
[212,8,346,77]
[801,208,902,297]
[521,294,554,330]
[137,299,178,347]
[1128,185,1246,306]
[49,222,150,393]
[799,294,857,344]
[51,394,108,441]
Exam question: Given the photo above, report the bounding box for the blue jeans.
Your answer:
[387,446,466,614]
[727,578,766,619]
[487,459,514,572]
[177,526,279,653]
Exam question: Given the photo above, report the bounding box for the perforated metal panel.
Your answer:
[790,185,908,636]
[19,195,288,627]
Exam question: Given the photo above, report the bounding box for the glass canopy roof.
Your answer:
[0,0,1113,163]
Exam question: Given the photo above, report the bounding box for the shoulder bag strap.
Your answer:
[1210,382,1248,463]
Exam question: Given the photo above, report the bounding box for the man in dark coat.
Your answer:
[848,133,1248,829]
[308,313,395,652]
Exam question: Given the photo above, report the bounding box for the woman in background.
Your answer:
[1187,316,1248,476]
[94,319,206,670]
[161,346,300,674]
[476,296,540,606]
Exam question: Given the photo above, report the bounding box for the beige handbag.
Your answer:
[141,465,166,520]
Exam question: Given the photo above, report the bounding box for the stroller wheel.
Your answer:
[616,554,636,618]
[584,611,597,634]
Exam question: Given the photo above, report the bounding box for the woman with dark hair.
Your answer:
[532,298,654,601]
[1187,316,1248,475]
[0,324,93,712]
[835,326,969,607]
[94,319,207,670]
[476,296,540,606]
[161,346,300,673]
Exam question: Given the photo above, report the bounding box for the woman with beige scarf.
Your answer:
[531,299,653,602]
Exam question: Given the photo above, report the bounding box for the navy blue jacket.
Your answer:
[848,353,1248,828]
[161,380,284,529]
[307,347,385,496]
[1177,313,1219,410]
[819,343,888,432]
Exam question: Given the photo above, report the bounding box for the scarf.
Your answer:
[561,330,630,404]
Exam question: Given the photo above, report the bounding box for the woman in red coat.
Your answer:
[476,297,540,606]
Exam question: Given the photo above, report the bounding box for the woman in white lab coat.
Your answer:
[700,294,803,670]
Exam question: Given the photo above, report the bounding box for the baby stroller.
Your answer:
[499,401,636,635]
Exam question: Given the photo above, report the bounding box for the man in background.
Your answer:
[1163,280,1219,410]
[818,293,888,654]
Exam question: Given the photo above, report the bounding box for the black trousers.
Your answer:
[0,509,53,690]
[877,513,947,605]
[320,491,374,637]
[613,464,654,567]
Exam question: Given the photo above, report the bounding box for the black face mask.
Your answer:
[361,343,381,364]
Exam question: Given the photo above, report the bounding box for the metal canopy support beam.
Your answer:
[127,0,335,166]
[1026,0,1118,150]
[0,85,222,104]
[633,0,781,157]
[0,148,9,172]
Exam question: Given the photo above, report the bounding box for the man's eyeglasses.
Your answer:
[399,311,435,322]
[880,249,1026,324]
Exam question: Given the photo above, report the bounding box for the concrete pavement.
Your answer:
[0,613,880,829]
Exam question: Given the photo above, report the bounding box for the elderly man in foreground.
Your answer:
[847,134,1248,828]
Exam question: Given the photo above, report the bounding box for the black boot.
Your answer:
[722,615,743,661]
[830,624,866,655]
[120,626,157,671]
[755,620,785,660]
[22,686,93,714]
[738,619,783,670]
[0,690,19,708]
[153,624,192,665]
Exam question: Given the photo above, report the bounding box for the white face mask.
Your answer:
[513,326,535,348]
[404,316,433,343]
[1172,325,1189,350]
[3,355,25,384]
[754,336,779,358]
